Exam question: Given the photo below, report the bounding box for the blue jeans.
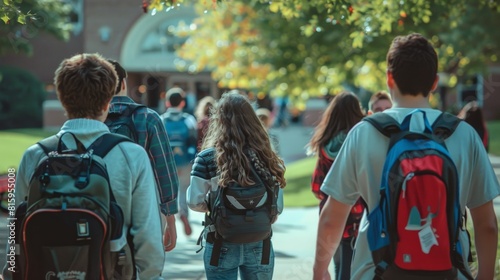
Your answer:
[203,240,275,280]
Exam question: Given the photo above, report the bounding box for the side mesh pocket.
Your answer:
[367,204,389,265]
[109,201,124,240]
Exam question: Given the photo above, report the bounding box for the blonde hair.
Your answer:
[195,96,216,121]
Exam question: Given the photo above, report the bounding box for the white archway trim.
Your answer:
[121,6,197,72]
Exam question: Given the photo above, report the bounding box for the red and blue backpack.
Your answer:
[364,110,473,280]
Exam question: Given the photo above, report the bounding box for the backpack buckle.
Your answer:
[374,261,388,279]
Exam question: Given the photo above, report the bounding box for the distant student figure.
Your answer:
[367,91,393,114]
[195,95,216,151]
[161,87,198,236]
[307,91,365,280]
[106,59,179,251]
[256,107,280,155]
[458,100,489,152]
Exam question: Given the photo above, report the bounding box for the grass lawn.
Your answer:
[283,156,318,208]
[0,129,56,174]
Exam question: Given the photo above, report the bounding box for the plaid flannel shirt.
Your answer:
[109,96,179,216]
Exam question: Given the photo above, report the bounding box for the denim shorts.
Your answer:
[203,240,275,280]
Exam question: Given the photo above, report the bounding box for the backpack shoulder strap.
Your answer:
[89,133,133,158]
[432,112,462,140]
[37,135,60,155]
[111,103,146,117]
[363,113,401,137]
[126,103,147,114]
[37,132,86,155]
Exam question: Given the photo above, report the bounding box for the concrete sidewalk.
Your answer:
[163,207,320,280]
[0,124,498,279]
[162,125,500,279]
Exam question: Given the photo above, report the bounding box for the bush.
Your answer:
[0,66,46,129]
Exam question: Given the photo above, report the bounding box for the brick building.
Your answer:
[0,0,219,129]
[1,1,499,128]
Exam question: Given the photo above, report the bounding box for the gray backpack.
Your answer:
[14,132,134,280]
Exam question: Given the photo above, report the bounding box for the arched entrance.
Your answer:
[121,6,218,113]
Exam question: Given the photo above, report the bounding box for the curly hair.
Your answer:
[54,53,117,119]
[201,92,286,188]
[307,91,364,156]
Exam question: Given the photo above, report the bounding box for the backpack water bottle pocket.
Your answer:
[109,201,124,240]
[22,209,107,280]
[367,203,389,264]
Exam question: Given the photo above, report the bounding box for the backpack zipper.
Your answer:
[401,172,415,198]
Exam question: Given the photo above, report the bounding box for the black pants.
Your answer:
[334,237,355,280]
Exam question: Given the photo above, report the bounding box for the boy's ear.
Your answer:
[386,71,395,89]
[430,75,439,92]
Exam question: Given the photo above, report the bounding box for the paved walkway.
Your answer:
[162,125,500,279]
[0,124,499,279]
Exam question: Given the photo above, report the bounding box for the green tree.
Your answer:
[153,0,500,107]
[0,0,72,55]
[0,66,47,129]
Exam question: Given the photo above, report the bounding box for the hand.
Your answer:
[313,269,331,280]
[163,215,177,252]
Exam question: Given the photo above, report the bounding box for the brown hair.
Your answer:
[386,33,438,97]
[107,59,127,95]
[54,53,117,119]
[307,91,364,155]
[256,108,272,128]
[201,92,286,188]
[368,91,392,112]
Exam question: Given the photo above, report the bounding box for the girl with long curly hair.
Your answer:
[187,91,286,280]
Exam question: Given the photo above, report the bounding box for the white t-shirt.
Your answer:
[320,108,500,280]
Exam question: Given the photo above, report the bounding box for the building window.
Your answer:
[65,0,84,36]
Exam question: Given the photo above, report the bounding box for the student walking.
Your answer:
[187,91,286,280]
[161,87,198,236]
[458,100,489,152]
[367,91,393,115]
[3,54,165,279]
[256,107,281,155]
[106,59,179,251]
[194,95,216,151]
[313,33,500,280]
[307,91,365,280]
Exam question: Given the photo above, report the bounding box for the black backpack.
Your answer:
[13,132,134,280]
[105,104,146,142]
[203,163,279,267]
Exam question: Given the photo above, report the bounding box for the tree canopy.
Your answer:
[150,0,500,108]
[0,0,72,56]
